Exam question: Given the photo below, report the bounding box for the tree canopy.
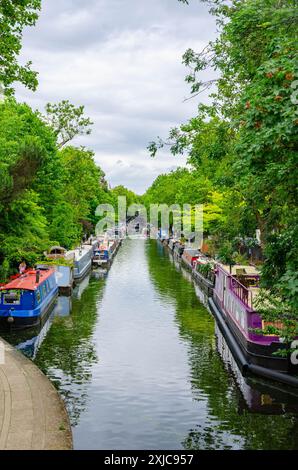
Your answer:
[146,0,298,332]
[0,99,113,279]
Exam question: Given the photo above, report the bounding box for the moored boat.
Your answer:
[173,242,185,258]
[168,239,178,251]
[37,263,74,296]
[209,264,298,378]
[66,245,93,281]
[192,256,216,295]
[0,268,58,329]
[93,239,120,267]
[181,248,200,270]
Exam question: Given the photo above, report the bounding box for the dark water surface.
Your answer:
[4,240,298,449]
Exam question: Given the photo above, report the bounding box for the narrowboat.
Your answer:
[66,245,93,281]
[0,268,58,329]
[37,263,74,296]
[109,239,119,258]
[173,242,185,258]
[168,239,178,252]
[93,240,119,267]
[192,256,216,295]
[181,248,200,270]
[209,264,298,379]
[93,246,110,267]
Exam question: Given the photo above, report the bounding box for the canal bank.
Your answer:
[0,338,72,450]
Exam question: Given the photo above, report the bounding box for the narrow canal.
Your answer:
[4,240,298,449]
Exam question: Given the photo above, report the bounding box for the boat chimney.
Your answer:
[36,270,40,284]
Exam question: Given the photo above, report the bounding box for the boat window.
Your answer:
[42,284,47,297]
[36,289,41,304]
[2,290,22,305]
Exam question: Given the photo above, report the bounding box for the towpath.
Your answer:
[0,338,72,450]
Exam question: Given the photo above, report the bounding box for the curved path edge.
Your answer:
[0,338,72,450]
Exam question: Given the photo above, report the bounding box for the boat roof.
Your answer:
[49,246,66,253]
[66,244,93,261]
[219,264,259,276]
[0,269,55,292]
[184,249,200,255]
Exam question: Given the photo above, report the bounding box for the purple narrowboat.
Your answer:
[209,264,298,375]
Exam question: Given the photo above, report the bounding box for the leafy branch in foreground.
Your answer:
[0,0,41,93]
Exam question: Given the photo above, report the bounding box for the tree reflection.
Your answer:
[34,278,106,426]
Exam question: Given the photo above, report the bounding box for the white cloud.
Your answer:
[16,0,217,193]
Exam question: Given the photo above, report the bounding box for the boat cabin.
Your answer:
[182,248,200,268]
[0,269,58,326]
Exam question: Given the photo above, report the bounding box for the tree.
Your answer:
[0,99,114,275]
[150,0,297,290]
[111,185,140,208]
[0,0,41,94]
[43,100,93,148]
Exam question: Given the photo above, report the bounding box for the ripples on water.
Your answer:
[3,239,298,450]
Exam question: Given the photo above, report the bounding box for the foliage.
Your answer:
[42,100,93,148]
[0,0,41,94]
[35,258,75,268]
[148,0,298,311]
[0,100,114,278]
[217,242,236,267]
[254,282,298,350]
[196,262,215,282]
[111,185,140,208]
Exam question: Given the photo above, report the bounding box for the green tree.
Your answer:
[0,0,41,94]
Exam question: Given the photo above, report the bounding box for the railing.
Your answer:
[230,276,253,309]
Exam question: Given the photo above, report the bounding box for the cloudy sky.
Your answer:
[15,0,217,194]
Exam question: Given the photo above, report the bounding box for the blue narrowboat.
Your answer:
[0,269,58,329]
[93,248,110,266]
[93,240,119,267]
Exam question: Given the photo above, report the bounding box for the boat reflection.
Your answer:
[91,268,109,281]
[4,296,72,359]
[73,274,91,300]
[216,324,298,414]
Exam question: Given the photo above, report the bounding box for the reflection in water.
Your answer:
[2,296,72,359]
[146,241,298,450]
[73,273,91,300]
[34,278,105,426]
[217,325,298,414]
[2,239,298,449]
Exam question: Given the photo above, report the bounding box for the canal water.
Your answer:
[3,239,298,449]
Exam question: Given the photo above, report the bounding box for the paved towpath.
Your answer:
[0,338,72,450]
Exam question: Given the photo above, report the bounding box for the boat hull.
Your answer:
[193,270,214,296]
[74,259,92,281]
[210,296,296,374]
